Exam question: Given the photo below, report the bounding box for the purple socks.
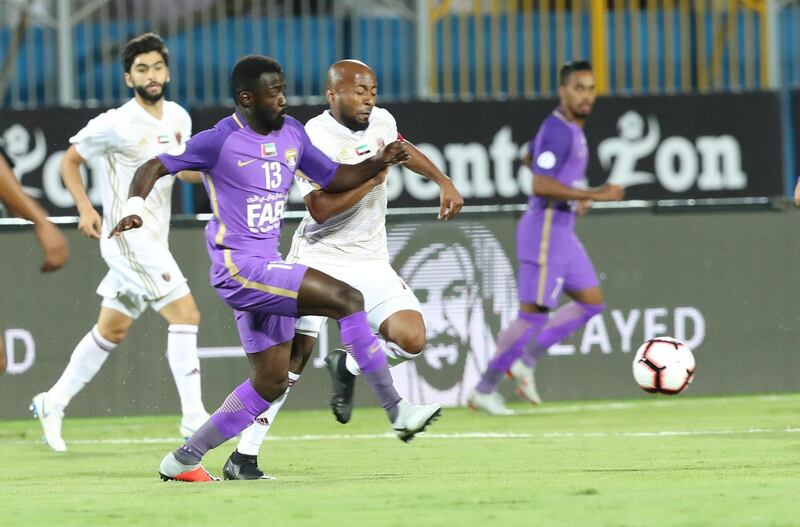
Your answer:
[474,311,547,394]
[523,302,605,367]
[174,379,270,464]
[339,311,401,421]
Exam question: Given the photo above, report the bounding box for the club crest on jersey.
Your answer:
[261,143,277,158]
[337,147,353,161]
[355,144,371,156]
[157,134,171,144]
[285,148,298,170]
[175,132,183,144]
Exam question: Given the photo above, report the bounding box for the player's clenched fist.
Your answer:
[108,214,143,238]
[109,196,146,237]
[379,141,410,166]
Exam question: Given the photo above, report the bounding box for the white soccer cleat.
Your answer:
[391,399,442,442]
[159,452,219,482]
[30,392,67,452]
[180,411,210,440]
[467,389,516,416]
[508,360,542,405]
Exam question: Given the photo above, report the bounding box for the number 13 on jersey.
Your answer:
[262,161,283,190]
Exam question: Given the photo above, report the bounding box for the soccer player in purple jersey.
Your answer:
[468,61,624,415]
[110,55,442,482]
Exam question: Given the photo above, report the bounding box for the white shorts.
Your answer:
[97,244,190,320]
[293,258,422,338]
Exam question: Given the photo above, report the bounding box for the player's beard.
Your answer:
[254,106,286,130]
[340,111,369,132]
[134,82,166,103]
[571,102,593,119]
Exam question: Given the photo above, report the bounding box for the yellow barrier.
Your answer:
[427,0,768,98]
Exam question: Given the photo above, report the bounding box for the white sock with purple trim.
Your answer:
[48,325,116,411]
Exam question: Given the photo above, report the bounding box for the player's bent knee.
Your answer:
[181,307,201,326]
[337,285,365,314]
[395,331,426,355]
[252,376,289,402]
[98,325,128,344]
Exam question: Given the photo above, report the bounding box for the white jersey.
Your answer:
[70,98,191,259]
[288,107,398,263]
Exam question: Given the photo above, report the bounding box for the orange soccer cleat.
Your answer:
[158,452,219,482]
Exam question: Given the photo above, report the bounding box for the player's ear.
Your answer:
[238,90,253,108]
[124,73,133,88]
[326,87,336,105]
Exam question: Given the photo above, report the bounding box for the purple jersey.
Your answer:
[516,108,598,305]
[158,113,338,287]
[517,109,589,261]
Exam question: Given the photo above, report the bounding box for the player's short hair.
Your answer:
[122,33,169,73]
[559,60,592,85]
[230,55,283,99]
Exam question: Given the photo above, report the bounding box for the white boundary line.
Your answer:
[6,427,800,447]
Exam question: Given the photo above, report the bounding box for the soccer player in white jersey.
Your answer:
[30,33,209,452]
[222,59,463,479]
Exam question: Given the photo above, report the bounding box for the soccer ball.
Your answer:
[632,337,695,395]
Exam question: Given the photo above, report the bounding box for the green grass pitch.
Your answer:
[2,394,799,527]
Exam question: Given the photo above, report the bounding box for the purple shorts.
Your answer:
[213,253,308,353]
[518,232,599,310]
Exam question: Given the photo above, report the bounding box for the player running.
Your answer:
[30,33,209,451]
[222,59,463,480]
[110,55,442,482]
[468,61,624,415]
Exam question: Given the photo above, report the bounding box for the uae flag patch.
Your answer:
[157,134,171,144]
[355,144,371,156]
[261,143,277,157]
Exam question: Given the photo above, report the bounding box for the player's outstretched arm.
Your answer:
[304,171,387,223]
[108,158,171,238]
[324,141,409,193]
[0,154,69,272]
[534,174,624,202]
[404,141,463,220]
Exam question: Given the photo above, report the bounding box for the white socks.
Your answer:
[345,337,420,375]
[236,372,300,456]
[167,324,206,419]
[48,325,116,411]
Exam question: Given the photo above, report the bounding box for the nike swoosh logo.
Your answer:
[237,159,257,167]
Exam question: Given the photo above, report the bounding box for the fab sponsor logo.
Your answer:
[246,193,286,234]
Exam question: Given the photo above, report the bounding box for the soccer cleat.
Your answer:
[391,399,442,443]
[324,349,355,424]
[507,360,542,405]
[222,451,274,480]
[180,411,211,440]
[30,392,67,452]
[467,389,516,416]
[158,452,219,482]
